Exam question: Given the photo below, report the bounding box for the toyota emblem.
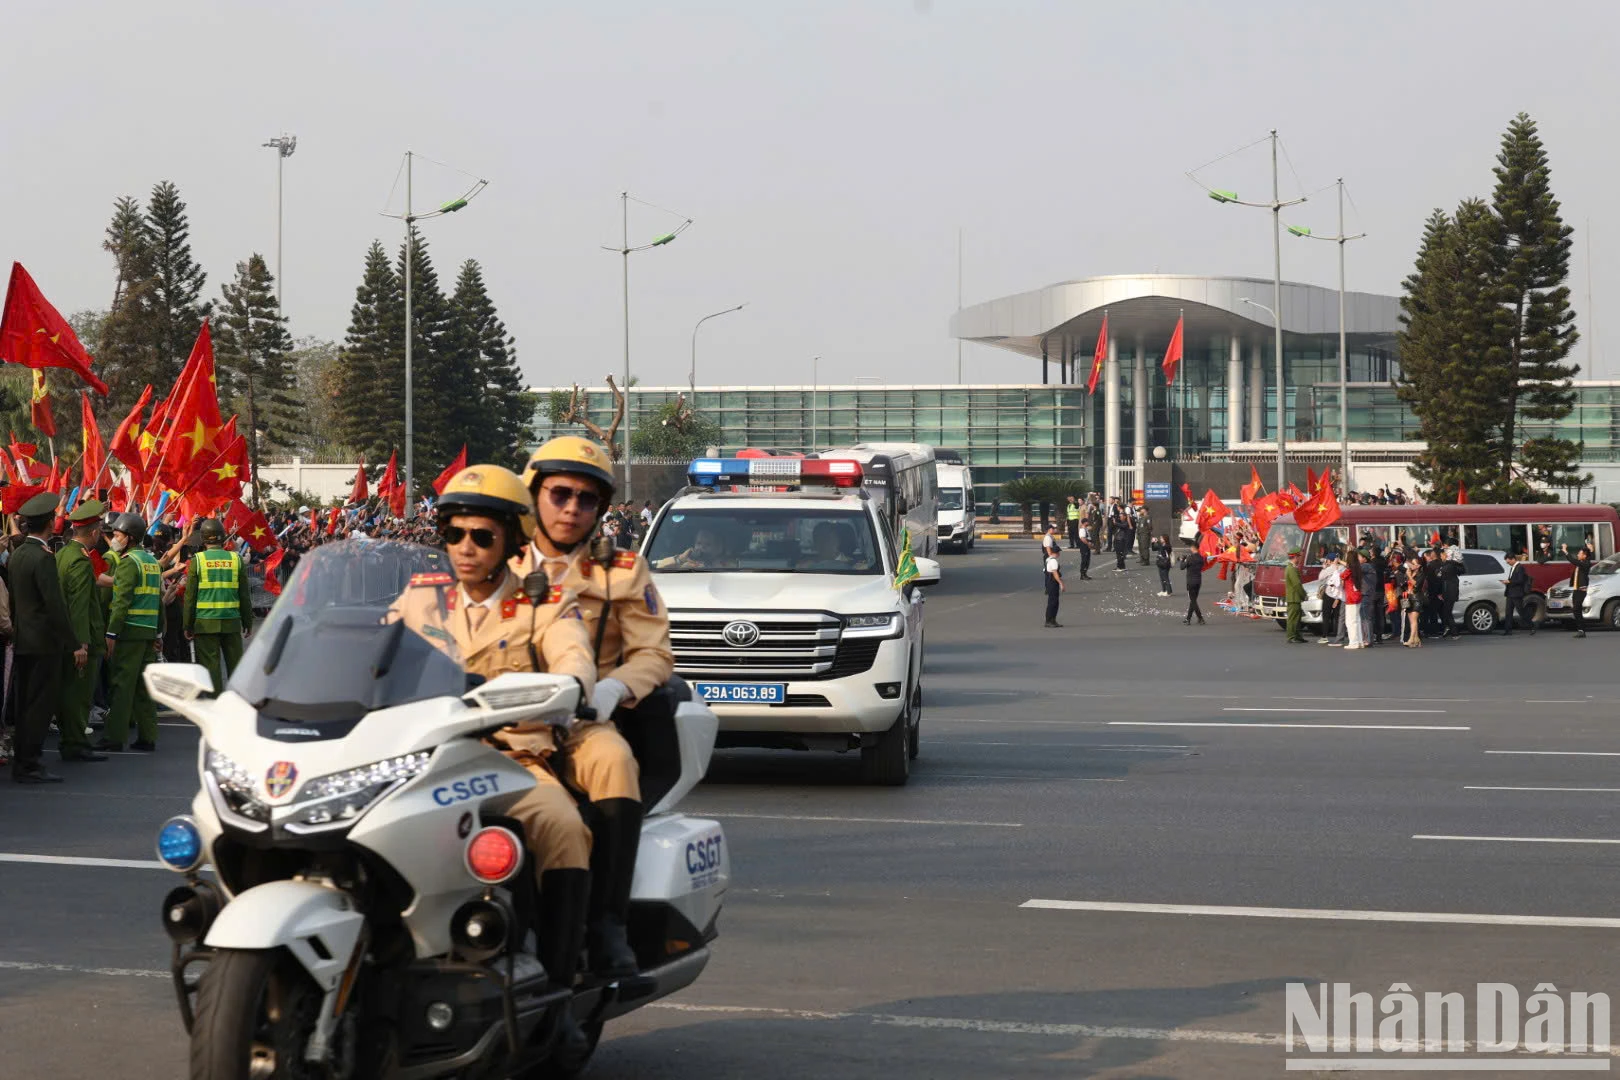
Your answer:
[722,620,761,647]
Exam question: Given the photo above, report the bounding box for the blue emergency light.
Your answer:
[686,458,862,488]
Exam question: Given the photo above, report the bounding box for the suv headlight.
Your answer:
[286,752,432,832]
[1550,585,1571,598]
[205,748,270,828]
[843,613,903,639]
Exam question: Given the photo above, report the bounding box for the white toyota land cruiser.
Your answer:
[642,457,939,785]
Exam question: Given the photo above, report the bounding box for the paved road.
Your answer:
[4,543,1620,1077]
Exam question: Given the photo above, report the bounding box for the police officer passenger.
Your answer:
[97,513,164,752]
[517,435,673,978]
[183,518,253,695]
[389,465,597,1043]
[9,492,76,782]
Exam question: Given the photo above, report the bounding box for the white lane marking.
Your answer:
[688,811,1022,828]
[1466,786,1620,793]
[1273,695,1474,703]
[1110,721,1469,731]
[927,773,1125,782]
[1021,898,1620,929]
[1526,699,1589,704]
[930,718,1104,727]
[0,853,167,870]
[1222,707,1448,714]
[952,742,1192,751]
[1415,834,1620,845]
[0,960,168,979]
[1485,750,1620,757]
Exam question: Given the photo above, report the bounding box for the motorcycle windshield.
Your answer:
[228,540,467,722]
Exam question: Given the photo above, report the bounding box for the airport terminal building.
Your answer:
[530,274,1620,509]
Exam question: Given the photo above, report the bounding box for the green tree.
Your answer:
[289,337,344,459]
[448,259,527,467]
[334,241,404,458]
[631,400,721,459]
[397,229,457,468]
[96,195,155,406]
[138,180,211,394]
[214,254,301,489]
[1490,112,1585,492]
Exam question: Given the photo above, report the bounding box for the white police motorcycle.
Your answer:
[147,541,728,1079]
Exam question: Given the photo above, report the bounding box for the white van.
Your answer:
[935,462,975,552]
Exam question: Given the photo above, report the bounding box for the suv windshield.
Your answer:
[939,487,964,511]
[648,506,883,575]
[229,540,466,722]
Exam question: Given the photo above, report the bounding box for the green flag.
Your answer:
[894,527,919,590]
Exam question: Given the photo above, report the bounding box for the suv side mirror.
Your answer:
[913,557,941,586]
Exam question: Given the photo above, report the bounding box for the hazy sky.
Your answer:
[5,1,1618,388]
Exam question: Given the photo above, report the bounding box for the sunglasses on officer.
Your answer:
[541,482,601,513]
[441,525,499,549]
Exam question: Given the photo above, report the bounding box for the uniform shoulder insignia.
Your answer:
[410,572,453,587]
[543,585,565,604]
[612,551,638,570]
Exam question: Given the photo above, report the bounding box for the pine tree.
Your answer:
[449,259,527,467]
[397,229,458,469]
[215,255,301,489]
[139,181,211,393]
[96,195,155,407]
[289,337,344,458]
[334,242,404,458]
[1490,112,1586,493]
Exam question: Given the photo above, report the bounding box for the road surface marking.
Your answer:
[1415,834,1620,845]
[0,853,167,870]
[1273,695,1473,703]
[1526,699,1589,704]
[1110,721,1468,731]
[688,811,1022,828]
[1465,786,1620,793]
[0,960,168,979]
[1485,750,1620,757]
[931,718,1104,727]
[1283,1060,1607,1071]
[1222,707,1448,714]
[953,742,1192,751]
[927,773,1125,782]
[1020,898,1620,928]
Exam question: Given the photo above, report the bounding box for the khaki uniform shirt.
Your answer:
[389,568,596,760]
[516,544,674,705]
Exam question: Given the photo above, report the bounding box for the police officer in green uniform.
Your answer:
[183,518,253,695]
[9,492,76,783]
[96,513,163,752]
[55,499,108,763]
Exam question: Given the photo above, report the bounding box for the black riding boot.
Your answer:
[538,868,592,1062]
[586,798,642,977]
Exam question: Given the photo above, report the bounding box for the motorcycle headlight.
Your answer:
[286,752,432,833]
[843,613,902,639]
[205,748,270,828]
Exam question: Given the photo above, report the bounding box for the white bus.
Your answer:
[935,461,975,552]
[814,442,940,560]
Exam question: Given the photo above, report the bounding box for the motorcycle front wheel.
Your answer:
[190,947,327,1080]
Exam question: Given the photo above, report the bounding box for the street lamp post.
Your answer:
[607,193,692,502]
[1200,130,1306,492]
[381,151,488,516]
[1288,178,1366,491]
[690,303,747,398]
[261,134,297,308]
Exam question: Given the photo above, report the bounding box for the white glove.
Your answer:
[589,678,629,723]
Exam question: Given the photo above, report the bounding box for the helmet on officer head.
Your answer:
[521,436,616,501]
[198,518,225,543]
[112,512,147,539]
[435,465,534,559]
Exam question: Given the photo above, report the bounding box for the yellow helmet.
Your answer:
[435,464,535,555]
[521,435,616,498]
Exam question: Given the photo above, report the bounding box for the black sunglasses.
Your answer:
[542,483,601,513]
[441,525,498,550]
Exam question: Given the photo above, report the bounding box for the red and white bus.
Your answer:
[1252,504,1620,624]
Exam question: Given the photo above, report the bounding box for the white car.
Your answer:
[1545,553,1620,629]
[644,458,938,785]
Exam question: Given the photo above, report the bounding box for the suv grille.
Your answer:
[938,524,953,537]
[669,611,882,681]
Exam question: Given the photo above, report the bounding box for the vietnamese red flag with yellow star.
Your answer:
[1292,480,1342,533]
[261,547,286,596]
[1087,314,1108,395]
[154,323,224,497]
[1195,489,1230,534]
[186,417,247,510]
[224,498,277,553]
[377,450,403,516]
[0,263,110,395]
[348,456,368,506]
[1161,314,1185,383]
[30,369,55,438]
[109,383,152,488]
[80,392,106,493]
[1250,490,1299,542]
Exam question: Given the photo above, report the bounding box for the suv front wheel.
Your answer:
[861,713,910,786]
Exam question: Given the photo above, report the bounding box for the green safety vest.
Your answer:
[1066,504,1080,521]
[126,550,163,631]
[193,549,243,619]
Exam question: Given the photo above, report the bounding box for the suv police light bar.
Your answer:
[687,458,863,488]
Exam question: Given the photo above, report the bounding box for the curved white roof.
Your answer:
[948,274,1400,360]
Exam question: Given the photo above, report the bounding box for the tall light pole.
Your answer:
[1289,178,1366,490]
[690,303,747,397]
[1200,130,1306,491]
[381,151,488,516]
[606,193,692,502]
[262,134,297,308]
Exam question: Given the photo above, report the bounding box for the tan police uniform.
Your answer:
[390,568,596,873]
[517,544,674,803]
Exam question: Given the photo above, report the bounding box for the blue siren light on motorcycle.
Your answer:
[156,816,204,872]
